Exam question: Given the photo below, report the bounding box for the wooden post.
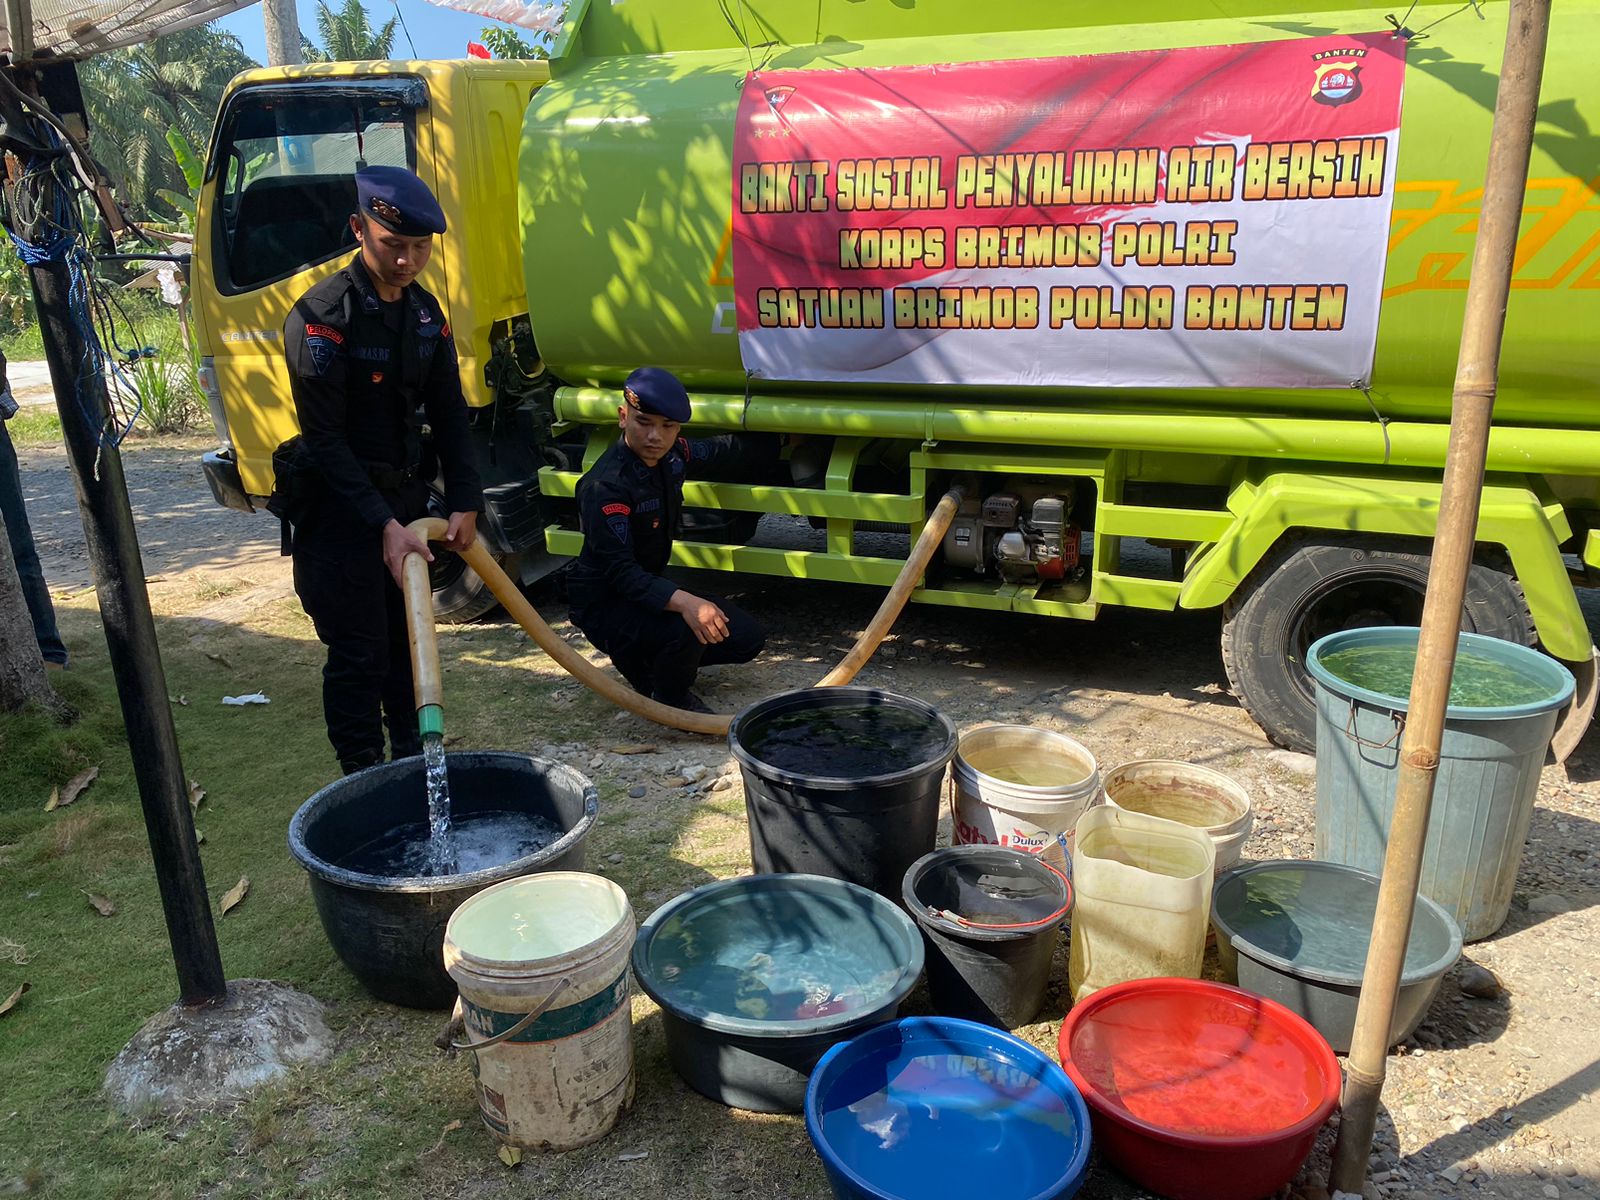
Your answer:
[1327,1,1551,1190]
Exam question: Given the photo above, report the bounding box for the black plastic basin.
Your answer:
[904,846,1073,1029]
[729,687,957,900]
[287,751,597,1009]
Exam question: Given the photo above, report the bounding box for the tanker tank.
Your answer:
[518,0,1598,428]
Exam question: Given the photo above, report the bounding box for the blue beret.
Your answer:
[624,366,691,423]
[356,166,446,236]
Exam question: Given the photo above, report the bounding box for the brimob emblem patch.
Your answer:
[306,336,338,376]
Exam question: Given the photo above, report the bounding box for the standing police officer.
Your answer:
[283,166,482,774]
[568,367,765,713]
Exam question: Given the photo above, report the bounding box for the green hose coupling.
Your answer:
[417,704,445,739]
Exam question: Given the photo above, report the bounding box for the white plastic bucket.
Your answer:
[1067,807,1215,1004]
[1101,760,1254,875]
[443,872,635,1151]
[950,725,1100,871]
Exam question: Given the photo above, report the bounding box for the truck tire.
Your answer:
[1220,535,1535,753]
[430,551,502,624]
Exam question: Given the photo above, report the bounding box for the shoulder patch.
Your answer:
[305,336,341,376]
[601,502,630,516]
[304,323,345,344]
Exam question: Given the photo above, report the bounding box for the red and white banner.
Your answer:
[732,34,1407,390]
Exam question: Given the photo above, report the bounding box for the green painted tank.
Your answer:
[519,0,1598,426]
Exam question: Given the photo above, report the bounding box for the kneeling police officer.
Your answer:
[282,166,483,774]
[568,368,765,713]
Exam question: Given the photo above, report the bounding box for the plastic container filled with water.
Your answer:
[807,1016,1092,1200]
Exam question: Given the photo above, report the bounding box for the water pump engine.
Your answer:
[942,488,1081,582]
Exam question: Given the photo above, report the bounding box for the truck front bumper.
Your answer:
[202,449,256,514]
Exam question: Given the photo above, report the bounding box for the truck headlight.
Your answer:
[198,357,231,449]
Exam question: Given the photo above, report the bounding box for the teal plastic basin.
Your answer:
[1211,859,1462,1053]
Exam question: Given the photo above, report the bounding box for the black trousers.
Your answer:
[292,517,421,768]
[573,590,764,702]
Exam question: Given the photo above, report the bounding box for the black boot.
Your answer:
[339,748,384,776]
[653,689,712,715]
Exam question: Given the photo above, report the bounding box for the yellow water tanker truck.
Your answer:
[191,0,1600,752]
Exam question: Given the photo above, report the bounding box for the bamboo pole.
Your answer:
[1328,2,1551,1190]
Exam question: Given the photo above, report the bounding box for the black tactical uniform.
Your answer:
[569,434,764,703]
[284,253,482,770]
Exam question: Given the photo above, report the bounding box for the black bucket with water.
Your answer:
[902,845,1073,1029]
[729,687,957,900]
[287,751,597,1009]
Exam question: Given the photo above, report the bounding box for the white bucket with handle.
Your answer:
[443,872,635,1151]
[950,724,1100,871]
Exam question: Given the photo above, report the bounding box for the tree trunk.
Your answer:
[0,509,74,721]
[263,0,304,66]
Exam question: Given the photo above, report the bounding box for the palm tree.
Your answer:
[80,24,257,219]
[301,0,398,62]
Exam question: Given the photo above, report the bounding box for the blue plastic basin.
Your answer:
[806,1016,1092,1200]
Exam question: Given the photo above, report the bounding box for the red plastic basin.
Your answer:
[1057,978,1340,1200]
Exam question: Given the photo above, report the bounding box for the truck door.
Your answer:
[194,76,436,499]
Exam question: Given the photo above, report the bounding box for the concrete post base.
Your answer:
[104,979,336,1115]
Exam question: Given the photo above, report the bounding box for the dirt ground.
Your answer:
[13,436,1600,1200]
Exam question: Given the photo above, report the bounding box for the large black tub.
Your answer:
[729,687,957,900]
[288,751,597,1009]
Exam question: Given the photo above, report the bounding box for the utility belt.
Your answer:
[267,434,424,555]
[360,461,420,490]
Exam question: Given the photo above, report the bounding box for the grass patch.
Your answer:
[192,575,248,603]
[0,586,835,1199]
[4,405,63,447]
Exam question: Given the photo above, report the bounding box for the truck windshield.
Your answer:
[207,81,424,293]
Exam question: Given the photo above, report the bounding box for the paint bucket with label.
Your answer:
[443,872,635,1151]
[951,725,1100,870]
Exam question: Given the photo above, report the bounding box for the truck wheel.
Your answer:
[430,551,502,624]
[1220,535,1535,753]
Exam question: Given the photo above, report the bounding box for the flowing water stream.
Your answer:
[422,731,457,875]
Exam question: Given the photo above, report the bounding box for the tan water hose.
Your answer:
[402,486,965,737]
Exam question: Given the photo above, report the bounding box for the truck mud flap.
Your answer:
[1551,646,1598,764]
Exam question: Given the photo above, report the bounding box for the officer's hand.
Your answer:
[382,519,433,586]
[670,592,729,645]
[443,511,478,553]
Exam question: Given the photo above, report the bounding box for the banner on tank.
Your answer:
[731,33,1408,390]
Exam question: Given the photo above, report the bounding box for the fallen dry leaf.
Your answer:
[188,780,206,813]
[442,734,464,747]
[616,1150,649,1162]
[611,744,659,755]
[84,892,118,917]
[195,829,206,845]
[219,876,250,915]
[46,767,99,811]
[205,652,233,669]
[0,982,29,1018]
[497,1145,522,1168]
[425,1119,463,1155]
[168,694,190,707]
